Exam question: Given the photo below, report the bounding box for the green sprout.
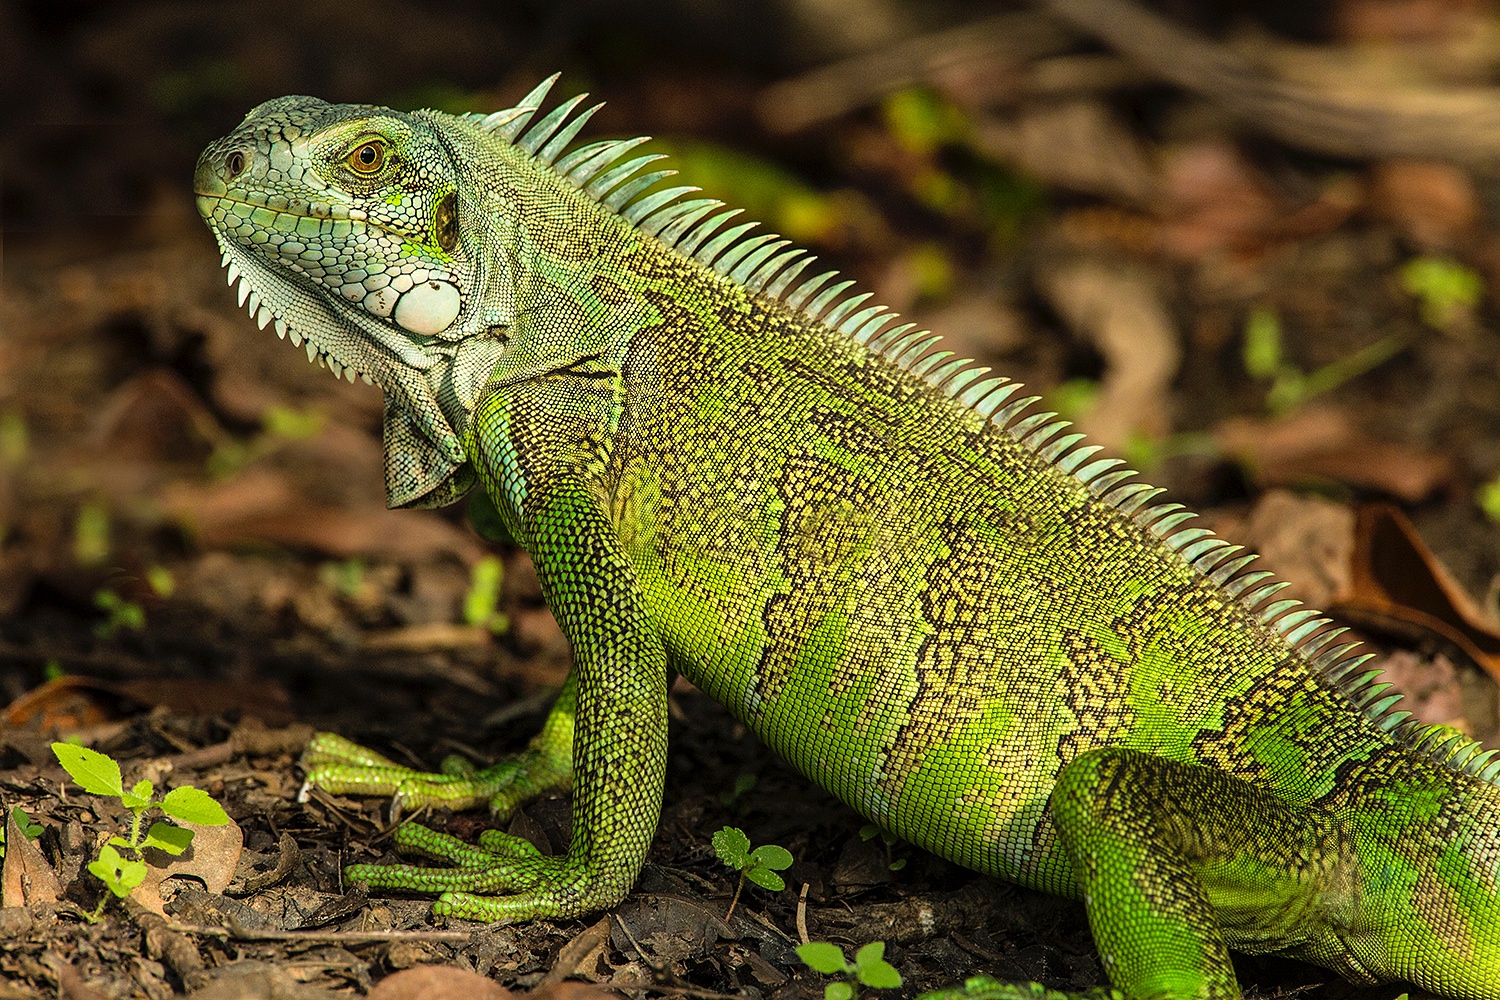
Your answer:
[711,826,793,921]
[0,806,44,858]
[1478,474,1500,523]
[1401,256,1482,331]
[719,773,757,807]
[319,558,366,599]
[463,555,510,634]
[797,941,903,1000]
[73,502,111,566]
[1242,306,1405,415]
[858,823,907,872]
[0,411,28,466]
[93,589,146,638]
[52,743,229,919]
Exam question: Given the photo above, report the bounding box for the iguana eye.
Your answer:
[347,140,386,174]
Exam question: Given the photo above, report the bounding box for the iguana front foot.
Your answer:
[343,821,593,921]
[918,979,1122,1000]
[300,733,569,820]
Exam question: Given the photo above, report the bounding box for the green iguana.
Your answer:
[193,75,1500,999]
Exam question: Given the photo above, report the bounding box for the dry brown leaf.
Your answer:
[1368,159,1478,248]
[1332,503,1500,683]
[974,101,1157,205]
[1216,407,1450,501]
[92,369,225,463]
[540,916,614,986]
[1334,0,1486,43]
[367,966,512,1000]
[1226,489,1356,611]
[1038,258,1179,449]
[3,676,127,731]
[1157,143,1281,259]
[160,469,482,565]
[132,816,245,917]
[2,805,61,906]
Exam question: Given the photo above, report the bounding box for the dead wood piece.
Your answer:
[1035,0,1500,166]
[757,12,1075,133]
[127,897,210,992]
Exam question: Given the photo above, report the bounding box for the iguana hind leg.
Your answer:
[1050,747,1353,1000]
[926,748,1352,1000]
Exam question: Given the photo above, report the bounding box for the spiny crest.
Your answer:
[474,76,1497,785]
[216,239,374,385]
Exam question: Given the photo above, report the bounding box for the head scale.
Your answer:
[194,95,499,507]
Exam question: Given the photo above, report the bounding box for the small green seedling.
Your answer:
[719,772,757,807]
[858,823,907,871]
[52,742,230,919]
[1242,306,1406,415]
[711,825,793,921]
[1478,474,1500,524]
[1401,256,1482,331]
[93,589,146,638]
[797,941,903,1000]
[0,806,44,858]
[463,555,510,634]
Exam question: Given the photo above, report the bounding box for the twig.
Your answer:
[1034,0,1500,165]
[166,921,474,943]
[756,12,1074,133]
[796,883,810,945]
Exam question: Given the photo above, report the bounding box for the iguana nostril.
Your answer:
[225,150,247,178]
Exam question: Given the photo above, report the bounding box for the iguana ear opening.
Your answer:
[382,394,476,509]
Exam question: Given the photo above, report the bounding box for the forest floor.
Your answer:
[5,2,1500,998]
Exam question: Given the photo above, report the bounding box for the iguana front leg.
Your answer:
[301,670,575,818]
[311,375,669,922]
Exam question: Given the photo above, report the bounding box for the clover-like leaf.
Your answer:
[160,786,230,826]
[749,844,793,870]
[796,942,849,976]
[712,826,752,868]
[853,941,902,989]
[745,867,786,891]
[51,743,122,798]
[143,821,195,856]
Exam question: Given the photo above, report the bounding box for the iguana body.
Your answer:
[194,77,1500,999]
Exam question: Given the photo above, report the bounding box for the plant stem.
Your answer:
[725,871,746,922]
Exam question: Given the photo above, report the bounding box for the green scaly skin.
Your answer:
[194,78,1500,999]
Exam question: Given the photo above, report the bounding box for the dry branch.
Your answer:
[1036,0,1500,166]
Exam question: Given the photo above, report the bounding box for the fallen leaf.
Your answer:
[2,806,61,906]
[1225,489,1356,610]
[974,101,1157,205]
[1368,159,1478,248]
[1333,503,1500,683]
[540,916,613,986]
[1216,406,1450,502]
[1334,0,1486,43]
[1038,258,1180,449]
[131,816,245,917]
[1157,142,1280,259]
[367,966,512,1000]
[160,468,482,564]
[3,676,128,731]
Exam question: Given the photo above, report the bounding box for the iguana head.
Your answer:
[194,95,499,507]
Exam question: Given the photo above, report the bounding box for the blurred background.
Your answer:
[4,0,1500,992]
